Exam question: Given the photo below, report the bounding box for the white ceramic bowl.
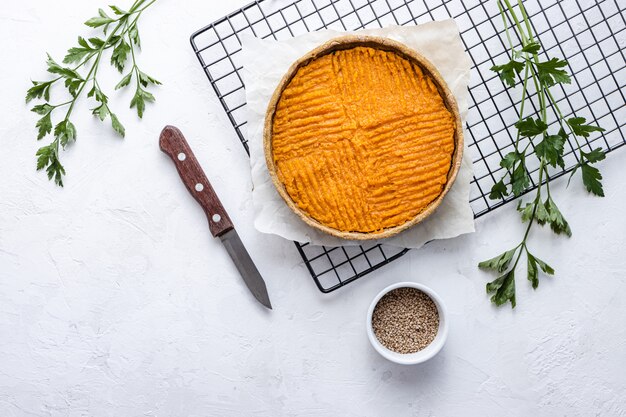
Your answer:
[366,282,448,365]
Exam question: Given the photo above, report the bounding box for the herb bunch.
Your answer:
[27,0,159,186]
[479,0,606,308]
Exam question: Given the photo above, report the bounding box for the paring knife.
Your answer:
[159,125,272,310]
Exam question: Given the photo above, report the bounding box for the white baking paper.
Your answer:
[241,20,475,248]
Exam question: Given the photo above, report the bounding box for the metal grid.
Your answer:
[191,0,626,292]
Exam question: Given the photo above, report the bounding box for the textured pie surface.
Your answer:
[271,46,456,233]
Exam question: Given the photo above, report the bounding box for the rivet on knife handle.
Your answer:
[159,125,234,237]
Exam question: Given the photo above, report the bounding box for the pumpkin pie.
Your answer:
[264,36,463,240]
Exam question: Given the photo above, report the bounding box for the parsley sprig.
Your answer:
[479,0,606,308]
[26,0,160,186]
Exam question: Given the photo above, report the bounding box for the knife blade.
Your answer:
[159,125,272,309]
[220,229,271,309]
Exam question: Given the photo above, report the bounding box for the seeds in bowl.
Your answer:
[371,287,439,354]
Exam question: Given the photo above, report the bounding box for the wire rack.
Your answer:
[191,0,626,292]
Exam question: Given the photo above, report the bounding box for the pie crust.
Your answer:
[264,35,463,240]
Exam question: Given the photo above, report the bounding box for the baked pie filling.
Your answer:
[271,45,456,234]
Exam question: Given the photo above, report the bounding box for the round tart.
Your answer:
[264,36,463,240]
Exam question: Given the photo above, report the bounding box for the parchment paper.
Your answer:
[241,20,475,248]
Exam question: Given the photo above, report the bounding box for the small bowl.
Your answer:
[366,282,448,365]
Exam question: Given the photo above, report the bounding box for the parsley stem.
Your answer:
[129,0,149,13]
[542,87,586,157]
[516,0,586,167]
[133,0,157,15]
[65,0,150,117]
[482,0,604,307]
[502,0,529,44]
[498,1,514,52]
[30,1,159,186]
[512,158,546,269]
[501,0,564,240]
[127,18,138,71]
[516,0,535,42]
[513,63,531,148]
[527,60,547,122]
[545,165,552,198]
[119,0,155,19]
[511,244,526,270]
[128,0,148,14]
[41,52,98,92]
[497,0,532,183]
[52,100,73,108]
[525,59,586,164]
[64,19,128,122]
[63,4,153,125]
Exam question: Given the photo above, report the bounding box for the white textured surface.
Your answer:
[1,1,625,416]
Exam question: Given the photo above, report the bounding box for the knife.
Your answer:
[159,125,272,309]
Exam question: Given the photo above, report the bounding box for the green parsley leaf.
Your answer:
[517,201,534,223]
[63,48,92,65]
[31,103,54,115]
[516,117,548,138]
[110,113,125,137]
[85,10,115,28]
[500,151,522,170]
[582,148,606,163]
[33,104,55,139]
[581,163,604,197]
[36,144,66,186]
[109,5,127,15]
[115,72,133,90]
[544,197,572,237]
[64,78,84,97]
[511,162,530,196]
[54,120,77,148]
[63,37,95,64]
[35,113,53,140]
[129,24,141,48]
[527,252,554,290]
[567,117,605,138]
[479,247,517,273]
[534,133,565,168]
[517,199,550,225]
[527,253,539,289]
[36,144,52,170]
[130,92,145,118]
[490,179,508,200]
[46,54,83,80]
[534,199,550,225]
[491,59,525,87]
[88,37,106,48]
[534,253,554,275]
[130,88,155,118]
[26,81,52,103]
[95,87,108,103]
[77,36,89,49]
[137,70,162,87]
[567,147,606,192]
[535,57,571,86]
[521,41,541,54]
[486,269,516,308]
[111,39,131,72]
[92,103,110,121]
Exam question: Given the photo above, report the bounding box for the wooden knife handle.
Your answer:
[159,125,234,237]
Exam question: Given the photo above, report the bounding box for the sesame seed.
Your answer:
[372,287,439,354]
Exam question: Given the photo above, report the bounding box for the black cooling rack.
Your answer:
[191,0,626,292]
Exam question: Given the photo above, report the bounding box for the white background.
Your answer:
[1,1,625,416]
